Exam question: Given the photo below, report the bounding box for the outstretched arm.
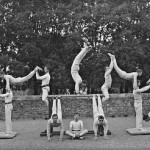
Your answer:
[136,85,150,93]
[80,121,84,131]
[47,120,51,141]
[103,121,109,140]
[0,92,10,97]
[36,72,47,80]
[93,120,98,139]
[69,121,73,131]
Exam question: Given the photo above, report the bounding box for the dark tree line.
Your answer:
[0,0,150,94]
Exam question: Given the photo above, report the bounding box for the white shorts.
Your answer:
[42,87,50,100]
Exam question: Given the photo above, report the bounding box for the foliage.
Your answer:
[0,0,150,93]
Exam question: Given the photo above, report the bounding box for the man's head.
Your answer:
[98,115,104,125]
[79,80,87,94]
[44,66,50,73]
[74,112,80,121]
[136,69,142,77]
[52,114,58,123]
[0,70,5,78]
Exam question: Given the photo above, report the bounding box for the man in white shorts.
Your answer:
[101,54,113,102]
[93,94,109,140]
[108,54,142,89]
[71,43,91,94]
[36,66,50,107]
[0,66,42,90]
[0,89,13,134]
[47,98,64,141]
[66,112,88,139]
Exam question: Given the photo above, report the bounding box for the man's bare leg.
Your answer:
[74,43,91,64]
[65,130,75,138]
[42,88,49,107]
[92,94,98,119]
[97,94,105,117]
[135,102,143,130]
[79,129,88,137]
[51,98,57,118]
[57,98,62,120]
[5,105,12,134]
[101,86,109,102]
[108,54,127,79]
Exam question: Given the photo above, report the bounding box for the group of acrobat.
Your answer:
[0,42,150,139]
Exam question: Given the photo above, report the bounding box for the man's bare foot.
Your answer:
[146,79,150,85]
[110,54,115,60]
[108,53,112,57]
[87,46,92,52]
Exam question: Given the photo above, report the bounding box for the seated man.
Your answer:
[133,80,150,130]
[47,98,64,141]
[66,113,88,139]
[0,66,42,90]
[93,94,109,140]
[0,89,13,134]
[71,42,91,94]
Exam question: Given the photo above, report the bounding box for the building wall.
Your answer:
[0,93,150,120]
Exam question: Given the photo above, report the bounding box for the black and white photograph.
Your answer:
[0,0,150,149]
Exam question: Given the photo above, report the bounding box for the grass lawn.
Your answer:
[0,117,150,150]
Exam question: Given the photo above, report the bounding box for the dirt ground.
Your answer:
[0,117,150,150]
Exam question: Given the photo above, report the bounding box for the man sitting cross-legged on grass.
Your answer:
[47,98,64,142]
[93,94,109,140]
[66,112,88,140]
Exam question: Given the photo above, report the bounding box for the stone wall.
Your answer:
[0,93,150,120]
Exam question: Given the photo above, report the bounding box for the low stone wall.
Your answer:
[0,93,150,120]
